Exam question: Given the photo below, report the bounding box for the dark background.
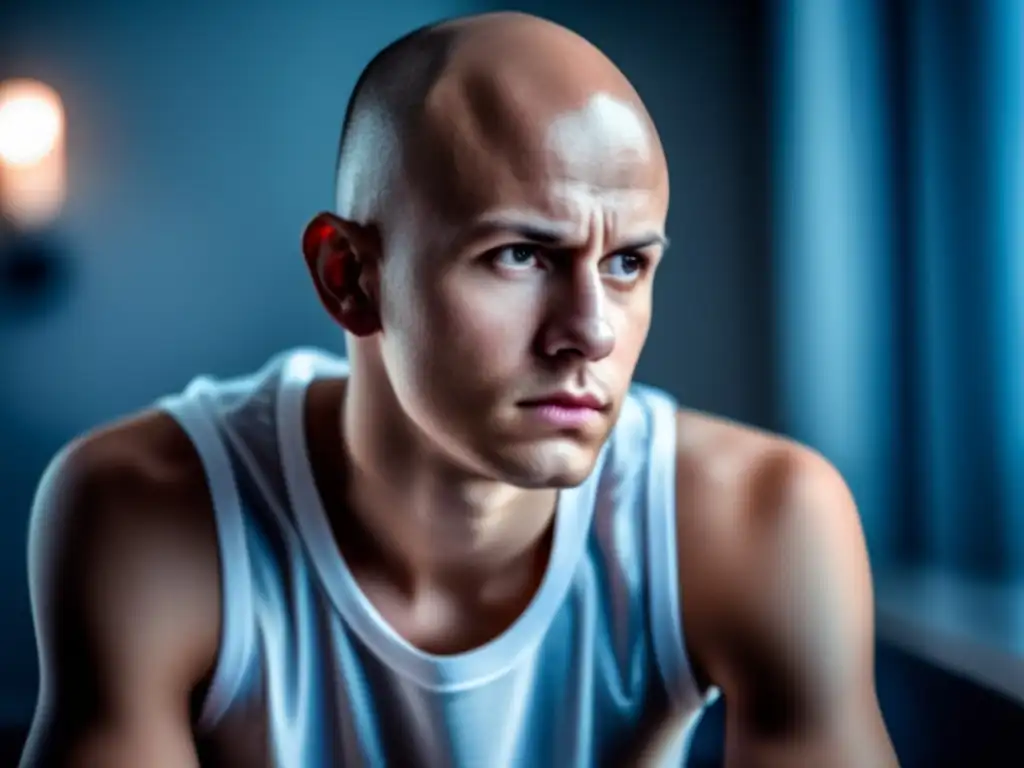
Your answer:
[1,1,1022,765]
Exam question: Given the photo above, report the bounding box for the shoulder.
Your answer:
[673,408,855,536]
[672,409,872,690]
[31,407,219,571]
[28,409,221,699]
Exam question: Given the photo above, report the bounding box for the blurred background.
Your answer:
[0,0,1021,765]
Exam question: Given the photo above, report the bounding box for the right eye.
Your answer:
[492,244,543,270]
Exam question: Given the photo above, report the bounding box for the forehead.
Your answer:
[403,87,669,232]
[546,94,653,172]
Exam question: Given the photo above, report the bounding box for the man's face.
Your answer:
[373,91,670,488]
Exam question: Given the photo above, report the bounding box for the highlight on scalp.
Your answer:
[332,12,658,229]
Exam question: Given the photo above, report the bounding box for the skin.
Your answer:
[21,11,898,767]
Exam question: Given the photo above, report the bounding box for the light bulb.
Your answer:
[0,79,66,230]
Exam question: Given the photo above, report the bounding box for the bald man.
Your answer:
[21,12,898,768]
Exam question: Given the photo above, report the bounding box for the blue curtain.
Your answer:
[773,0,1024,581]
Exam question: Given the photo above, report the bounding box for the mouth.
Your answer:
[516,391,610,430]
[518,392,610,411]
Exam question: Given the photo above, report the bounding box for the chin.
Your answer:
[489,438,602,489]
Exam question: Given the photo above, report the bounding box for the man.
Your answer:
[21,11,898,768]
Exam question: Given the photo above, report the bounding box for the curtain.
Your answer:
[773,0,1024,580]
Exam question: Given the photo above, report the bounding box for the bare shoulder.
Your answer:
[672,407,855,540]
[29,408,221,661]
[672,408,873,693]
[27,409,221,732]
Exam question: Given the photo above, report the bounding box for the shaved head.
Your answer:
[334,13,666,226]
[305,12,670,488]
[333,20,456,221]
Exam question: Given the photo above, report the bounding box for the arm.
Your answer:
[706,449,897,767]
[674,413,899,768]
[20,418,221,767]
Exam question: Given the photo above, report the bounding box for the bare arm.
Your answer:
[676,414,898,768]
[717,450,897,767]
[20,417,221,768]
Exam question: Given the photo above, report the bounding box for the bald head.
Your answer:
[335,12,667,226]
[310,13,669,488]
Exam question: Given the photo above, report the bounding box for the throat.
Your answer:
[352,512,557,655]
[338,447,562,586]
[302,377,561,654]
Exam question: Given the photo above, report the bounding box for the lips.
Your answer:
[519,392,608,411]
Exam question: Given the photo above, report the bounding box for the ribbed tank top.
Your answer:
[157,348,715,767]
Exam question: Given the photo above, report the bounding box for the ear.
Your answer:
[301,212,381,337]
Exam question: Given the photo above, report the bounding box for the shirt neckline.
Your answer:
[276,349,600,691]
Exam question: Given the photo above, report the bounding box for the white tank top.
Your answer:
[157,348,715,767]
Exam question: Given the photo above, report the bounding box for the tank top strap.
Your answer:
[633,385,716,715]
[157,377,257,732]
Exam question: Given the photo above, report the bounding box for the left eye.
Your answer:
[493,245,541,269]
[604,253,647,279]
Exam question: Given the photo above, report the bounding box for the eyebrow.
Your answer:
[464,211,670,252]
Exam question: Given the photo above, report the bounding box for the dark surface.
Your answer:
[0,728,22,767]
[2,642,1022,766]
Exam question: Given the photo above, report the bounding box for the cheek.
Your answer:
[610,301,652,367]
[386,271,538,398]
[429,277,538,367]
[382,277,541,448]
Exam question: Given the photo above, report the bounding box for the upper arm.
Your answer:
[20,419,221,768]
[718,451,896,767]
[676,424,897,767]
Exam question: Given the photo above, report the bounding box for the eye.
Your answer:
[492,244,543,270]
[603,252,649,281]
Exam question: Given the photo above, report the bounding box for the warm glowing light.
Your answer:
[0,78,67,229]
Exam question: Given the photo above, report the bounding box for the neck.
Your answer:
[339,363,558,591]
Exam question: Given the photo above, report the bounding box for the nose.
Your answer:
[537,267,615,362]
